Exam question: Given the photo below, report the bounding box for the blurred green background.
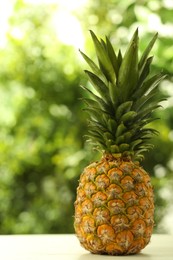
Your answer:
[0,0,173,234]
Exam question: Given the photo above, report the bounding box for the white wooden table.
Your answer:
[0,234,172,259]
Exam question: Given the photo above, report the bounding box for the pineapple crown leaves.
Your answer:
[81,29,166,161]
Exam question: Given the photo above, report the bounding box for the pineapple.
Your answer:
[74,29,165,255]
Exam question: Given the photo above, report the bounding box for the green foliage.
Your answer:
[0,0,173,234]
[0,1,90,234]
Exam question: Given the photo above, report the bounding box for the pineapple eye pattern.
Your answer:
[95,174,110,189]
[97,224,116,243]
[84,182,97,197]
[132,219,146,238]
[81,199,93,214]
[107,199,125,214]
[92,192,108,207]
[111,215,129,232]
[93,207,110,225]
[126,206,143,220]
[82,216,95,233]
[121,176,134,191]
[108,168,123,183]
[106,184,122,199]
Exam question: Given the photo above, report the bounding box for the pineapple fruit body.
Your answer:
[74,29,165,255]
[74,155,154,255]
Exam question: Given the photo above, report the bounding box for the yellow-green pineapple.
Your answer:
[74,29,165,255]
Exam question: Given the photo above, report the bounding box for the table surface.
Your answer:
[0,234,172,260]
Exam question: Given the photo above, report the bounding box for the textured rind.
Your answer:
[74,156,154,255]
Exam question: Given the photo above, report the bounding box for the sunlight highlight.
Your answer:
[52,0,87,48]
[0,1,14,46]
[0,0,87,49]
[52,10,84,48]
[24,0,87,48]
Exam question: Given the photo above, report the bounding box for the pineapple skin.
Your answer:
[74,155,154,255]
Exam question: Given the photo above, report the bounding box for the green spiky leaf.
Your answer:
[80,29,166,160]
[90,30,116,83]
[118,29,139,101]
[138,32,158,71]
